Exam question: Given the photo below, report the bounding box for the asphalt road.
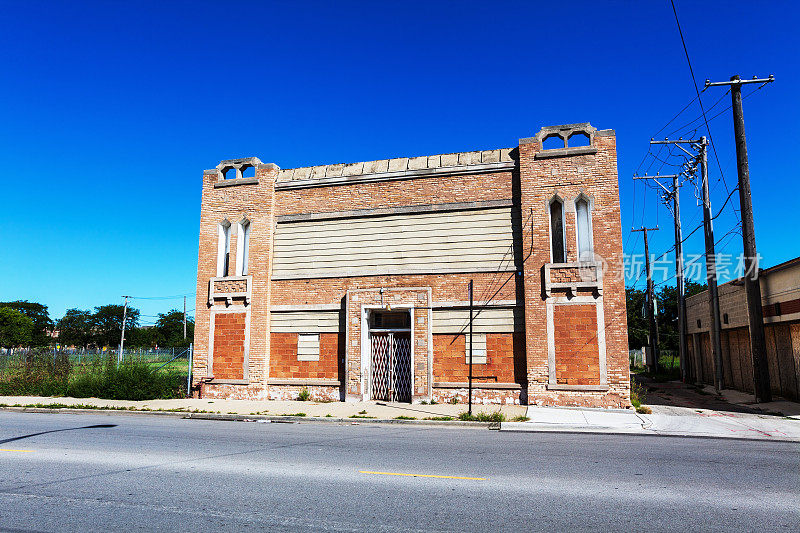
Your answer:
[0,412,798,532]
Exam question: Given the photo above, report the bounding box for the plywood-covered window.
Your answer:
[236,219,251,276]
[465,333,487,364]
[297,333,320,361]
[217,220,231,277]
[575,196,593,261]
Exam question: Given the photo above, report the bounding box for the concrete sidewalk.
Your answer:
[0,395,527,421]
[2,395,798,441]
[501,404,800,442]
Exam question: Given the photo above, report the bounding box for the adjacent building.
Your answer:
[686,256,800,400]
[192,123,630,407]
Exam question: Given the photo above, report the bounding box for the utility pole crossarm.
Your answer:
[704,75,774,88]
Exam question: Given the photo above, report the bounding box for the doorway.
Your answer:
[368,310,412,402]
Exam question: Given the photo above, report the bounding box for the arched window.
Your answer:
[575,196,593,261]
[549,197,565,263]
[236,219,251,276]
[217,220,231,277]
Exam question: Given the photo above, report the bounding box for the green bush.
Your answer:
[297,387,310,401]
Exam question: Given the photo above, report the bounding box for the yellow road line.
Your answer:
[359,470,486,480]
[0,449,34,453]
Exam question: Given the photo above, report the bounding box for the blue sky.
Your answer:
[0,0,797,324]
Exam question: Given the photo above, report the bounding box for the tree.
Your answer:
[626,287,649,349]
[0,301,53,346]
[656,280,708,353]
[92,304,139,348]
[57,309,94,349]
[153,310,194,348]
[0,307,34,348]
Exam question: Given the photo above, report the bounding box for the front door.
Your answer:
[369,311,412,402]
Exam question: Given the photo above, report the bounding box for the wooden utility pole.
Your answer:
[697,137,725,392]
[634,170,689,382]
[632,227,660,373]
[706,74,774,401]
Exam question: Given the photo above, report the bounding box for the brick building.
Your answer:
[686,256,800,400]
[193,123,630,408]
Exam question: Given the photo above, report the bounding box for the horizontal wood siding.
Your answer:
[270,311,340,333]
[432,307,519,334]
[272,207,515,279]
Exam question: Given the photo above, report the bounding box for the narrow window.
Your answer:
[217,221,231,277]
[297,333,320,361]
[465,333,487,364]
[550,198,565,263]
[576,197,593,261]
[236,220,251,276]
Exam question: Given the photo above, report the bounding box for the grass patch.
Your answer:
[423,416,454,421]
[348,414,376,419]
[394,415,416,420]
[281,412,307,417]
[511,415,530,422]
[458,411,505,422]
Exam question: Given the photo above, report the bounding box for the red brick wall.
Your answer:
[553,305,600,385]
[269,332,339,379]
[212,312,246,380]
[276,172,513,216]
[432,333,520,383]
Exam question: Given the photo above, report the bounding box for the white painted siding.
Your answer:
[465,333,487,364]
[271,311,339,333]
[297,333,320,361]
[432,307,519,334]
[272,207,515,279]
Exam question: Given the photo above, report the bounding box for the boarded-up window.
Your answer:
[576,197,592,260]
[272,207,514,279]
[465,333,487,364]
[297,333,320,361]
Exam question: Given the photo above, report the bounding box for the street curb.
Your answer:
[0,406,494,429]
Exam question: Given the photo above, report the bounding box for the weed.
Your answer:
[630,377,646,409]
[636,406,652,414]
[348,414,376,419]
[429,399,438,405]
[358,409,367,414]
[297,388,311,402]
[420,400,428,405]
[423,416,453,421]
[394,416,416,420]
[325,414,333,418]
[449,397,459,404]
[281,412,306,417]
[458,411,505,422]
[511,415,530,422]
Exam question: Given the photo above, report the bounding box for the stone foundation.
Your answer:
[266,385,341,402]
[432,387,524,405]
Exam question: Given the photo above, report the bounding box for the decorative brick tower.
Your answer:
[517,124,629,407]
[193,158,277,399]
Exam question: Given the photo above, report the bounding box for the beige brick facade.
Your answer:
[193,123,630,408]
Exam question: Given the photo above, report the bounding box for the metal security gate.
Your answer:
[370,332,412,402]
